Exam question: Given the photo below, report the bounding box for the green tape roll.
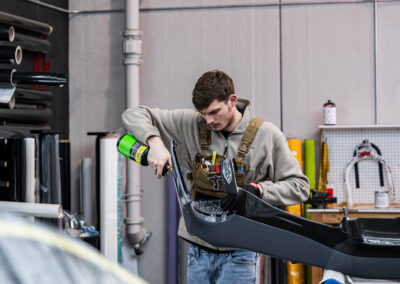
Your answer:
[304,139,316,190]
[117,134,138,159]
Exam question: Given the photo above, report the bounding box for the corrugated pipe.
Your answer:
[123,0,151,255]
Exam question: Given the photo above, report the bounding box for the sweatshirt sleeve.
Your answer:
[121,106,198,146]
[258,135,310,206]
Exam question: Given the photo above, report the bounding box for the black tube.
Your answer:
[9,138,23,202]
[0,11,53,36]
[0,46,22,65]
[0,25,15,42]
[0,69,15,87]
[11,71,67,87]
[0,107,52,122]
[0,138,22,201]
[59,140,71,212]
[0,94,16,110]
[14,88,52,106]
[2,32,51,54]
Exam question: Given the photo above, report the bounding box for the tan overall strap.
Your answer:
[236,117,265,166]
[199,125,211,156]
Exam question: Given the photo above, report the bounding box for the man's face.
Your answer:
[198,95,236,131]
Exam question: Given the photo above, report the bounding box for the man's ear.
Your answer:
[229,94,238,107]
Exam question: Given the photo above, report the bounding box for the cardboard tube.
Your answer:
[0,201,62,218]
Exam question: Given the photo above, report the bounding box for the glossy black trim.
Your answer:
[170,139,400,279]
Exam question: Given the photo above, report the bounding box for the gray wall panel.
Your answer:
[140,0,279,9]
[140,8,280,124]
[281,3,375,140]
[379,3,400,124]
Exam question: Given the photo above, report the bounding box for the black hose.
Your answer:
[12,72,67,86]
[0,11,53,36]
[0,107,52,122]
[14,88,53,106]
[0,70,67,87]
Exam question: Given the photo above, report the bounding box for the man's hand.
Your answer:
[147,136,172,179]
[221,183,261,212]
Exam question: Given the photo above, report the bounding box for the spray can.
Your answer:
[323,100,336,125]
[117,133,170,175]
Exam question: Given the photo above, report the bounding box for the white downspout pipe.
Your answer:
[123,0,151,254]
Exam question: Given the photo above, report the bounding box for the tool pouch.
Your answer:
[189,155,247,200]
[189,117,263,200]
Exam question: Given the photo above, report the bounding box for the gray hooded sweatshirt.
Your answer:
[122,98,309,250]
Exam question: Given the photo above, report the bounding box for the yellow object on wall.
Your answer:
[288,139,302,170]
[318,140,330,192]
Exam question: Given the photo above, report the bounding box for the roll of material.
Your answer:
[40,135,61,205]
[1,32,51,54]
[14,88,53,106]
[287,139,302,169]
[287,138,305,284]
[0,70,67,87]
[0,201,62,218]
[0,86,16,109]
[23,138,36,203]
[0,69,16,88]
[0,25,15,42]
[0,11,53,36]
[0,46,22,65]
[304,139,316,190]
[100,136,119,263]
[7,138,23,202]
[59,140,71,212]
[287,202,306,284]
[81,158,94,226]
[0,107,52,122]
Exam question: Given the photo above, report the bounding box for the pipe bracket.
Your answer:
[125,216,145,225]
[123,192,143,202]
[123,57,142,65]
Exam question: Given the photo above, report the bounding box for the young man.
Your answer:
[122,70,309,283]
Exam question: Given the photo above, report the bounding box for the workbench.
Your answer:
[307,206,400,284]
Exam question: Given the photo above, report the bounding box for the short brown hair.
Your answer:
[192,70,235,111]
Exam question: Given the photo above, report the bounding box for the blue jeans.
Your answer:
[187,244,258,284]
